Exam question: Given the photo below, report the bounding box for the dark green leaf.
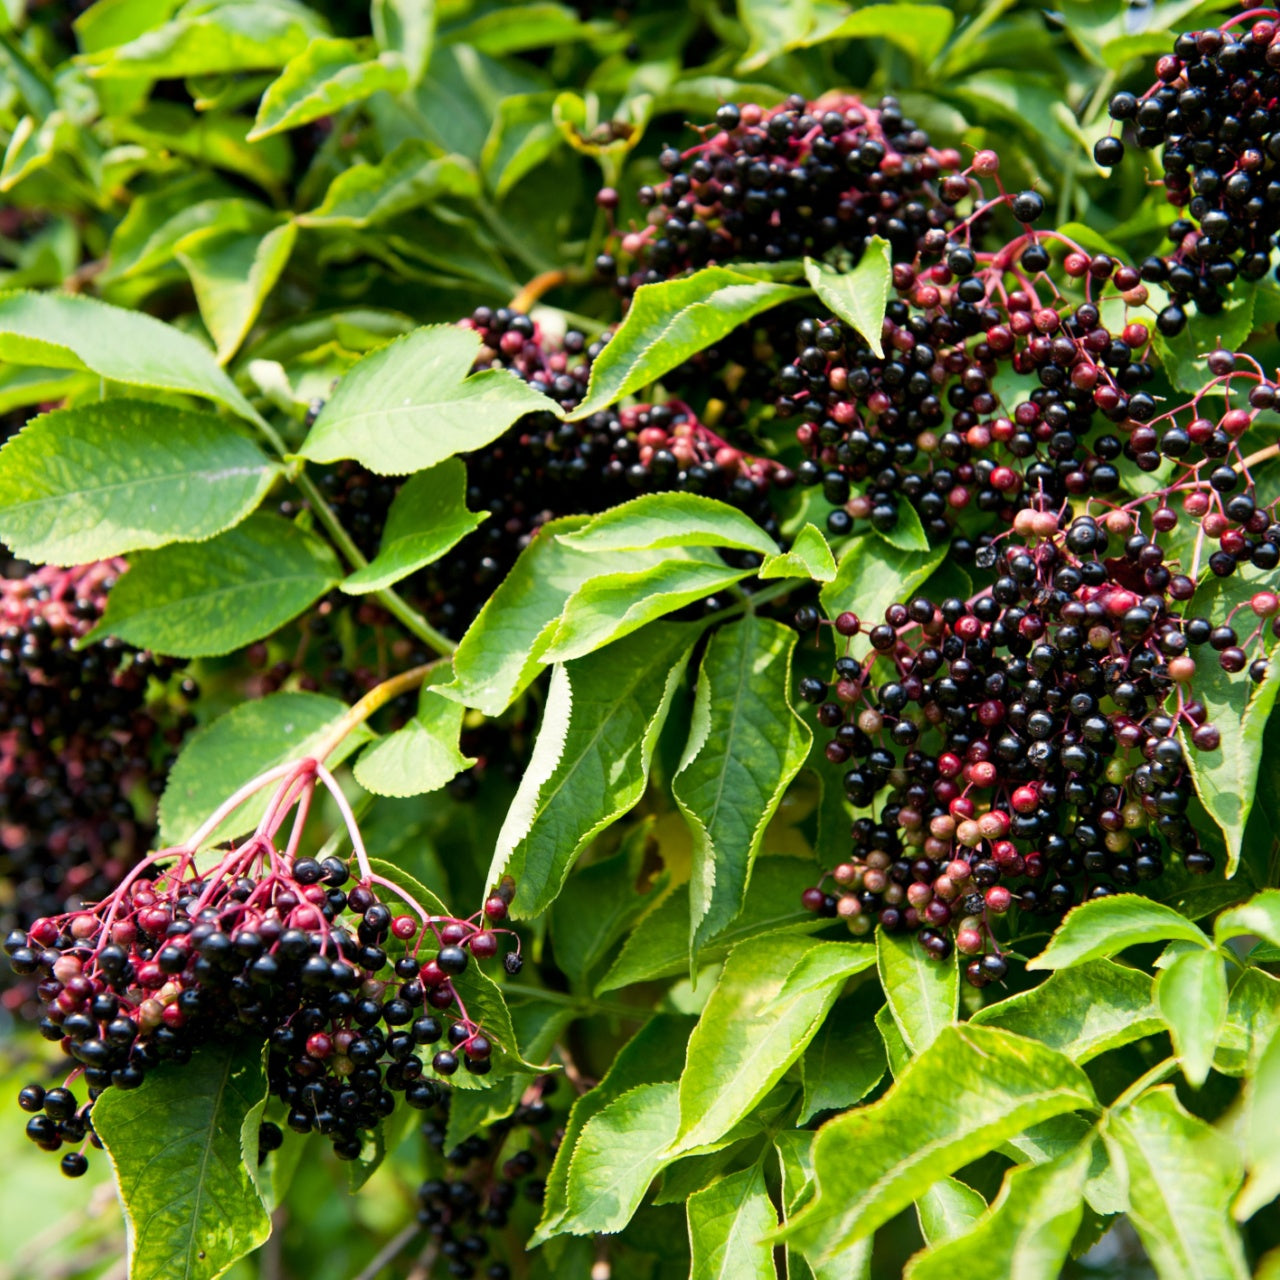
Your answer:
[674,615,812,959]
[876,928,957,1054]
[341,460,488,593]
[0,400,276,564]
[300,324,555,475]
[1155,948,1228,1087]
[780,1026,1096,1261]
[803,240,891,357]
[94,1041,270,1280]
[569,268,807,419]
[481,90,564,197]
[92,513,341,657]
[799,1013,886,1124]
[687,1163,776,1280]
[1026,894,1209,970]
[800,3,955,64]
[1152,284,1257,394]
[353,687,474,798]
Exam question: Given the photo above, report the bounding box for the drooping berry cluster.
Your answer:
[0,561,190,953]
[1096,13,1280,327]
[8,757,522,1174]
[797,506,1276,983]
[613,93,966,290]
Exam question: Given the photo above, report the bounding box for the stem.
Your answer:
[313,762,372,881]
[187,761,301,850]
[312,661,444,762]
[1111,1057,1181,1110]
[351,1224,421,1280]
[510,269,572,313]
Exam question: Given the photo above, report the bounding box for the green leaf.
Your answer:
[871,500,929,552]
[353,688,474,799]
[94,1041,270,1280]
[801,3,955,64]
[1026,894,1209,970]
[441,3,591,55]
[554,1081,681,1235]
[299,324,554,475]
[775,1130,873,1280]
[340,459,488,593]
[176,220,296,363]
[539,553,751,665]
[487,623,694,917]
[0,363,92,414]
[799,1010,886,1124]
[481,90,564,197]
[675,615,812,960]
[915,1178,987,1247]
[372,0,434,83]
[92,512,341,658]
[876,928,957,1054]
[0,289,257,422]
[297,139,478,227]
[1216,889,1280,949]
[819,535,946,626]
[970,960,1161,1062]
[1181,573,1280,874]
[249,38,408,140]
[596,857,827,993]
[875,1001,911,1078]
[557,491,778,558]
[737,0,815,71]
[803,241,891,358]
[1155,948,1228,1088]
[1103,1088,1248,1280]
[83,0,325,78]
[905,1143,1090,1280]
[569,268,808,419]
[687,1163,776,1280]
[759,523,837,582]
[0,400,276,565]
[159,691,373,848]
[1236,1022,1280,1219]
[1215,967,1280,1077]
[669,934,875,1157]
[780,1026,1096,1262]
[1152,284,1257,395]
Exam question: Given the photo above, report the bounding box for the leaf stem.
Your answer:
[1111,1056,1181,1110]
[500,981,642,1020]
[510,268,578,313]
[313,660,445,762]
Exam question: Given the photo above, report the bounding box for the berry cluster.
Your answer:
[614,93,965,289]
[797,505,1276,982]
[1096,13,1280,325]
[8,757,521,1174]
[1,561,190,956]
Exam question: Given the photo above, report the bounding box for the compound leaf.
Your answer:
[1027,894,1208,970]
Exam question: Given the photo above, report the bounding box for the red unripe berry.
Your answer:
[985,886,1012,913]
[967,761,998,787]
[1221,409,1251,438]
[973,149,1000,175]
[937,752,963,779]
[440,922,466,946]
[801,887,826,913]
[420,960,446,987]
[391,916,417,940]
[306,1033,333,1059]
[161,1004,185,1029]
[1251,592,1279,618]
[469,931,499,959]
[484,896,509,921]
[835,611,861,636]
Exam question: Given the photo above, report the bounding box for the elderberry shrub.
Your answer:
[6,806,521,1174]
[615,93,966,290]
[1097,15,1280,329]
[797,512,1275,984]
[415,1078,561,1278]
[0,562,190,949]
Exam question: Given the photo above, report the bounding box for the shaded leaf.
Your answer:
[1215,967,1280,1077]
[819,534,947,626]
[775,1129,873,1280]
[1155,947,1228,1087]
[799,1010,886,1124]
[1236,1021,1280,1220]
[800,3,955,64]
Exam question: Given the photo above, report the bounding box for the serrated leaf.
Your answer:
[669,934,875,1157]
[299,324,554,475]
[970,959,1161,1062]
[0,400,276,565]
[341,460,487,593]
[1026,894,1209,970]
[487,624,693,917]
[1152,284,1256,395]
[1155,947,1228,1088]
[92,513,341,658]
[1215,967,1280,1077]
[159,691,372,848]
[539,554,750,665]
[176,219,297,363]
[1103,1088,1248,1280]
[557,492,778,557]
[915,1177,987,1247]
[759,523,837,581]
[675,615,812,960]
[803,241,891,358]
[596,857,826,993]
[82,0,325,78]
[372,0,434,83]
[249,38,408,140]
[905,1142,1090,1280]
[870,499,929,552]
[94,1041,270,1280]
[877,927,957,1054]
[799,1010,886,1124]
[1236,1021,1280,1219]
[819,534,946,625]
[569,268,807,419]
[687,1163,776,1280]
[780,1026,1096,1262]
[1216,889,1280,949]
[875,1001,911,1078]
[353,688,474,798]
[775,1129,873,1280]
[1181,573,1280,874]
[297,139,478,227]
[0,289,258,422]
[554,1081,681,1235]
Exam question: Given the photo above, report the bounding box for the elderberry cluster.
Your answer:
[1096,14,1280,328]
[797,509,1276,983]
[7,779,523,1175]
[0,562,190,949]
[614,93,965,290]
